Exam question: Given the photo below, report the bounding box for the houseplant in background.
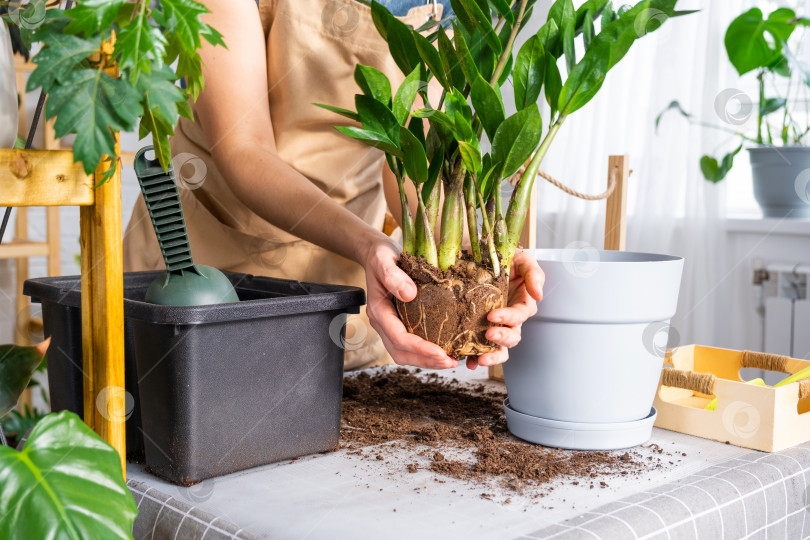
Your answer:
[657,6,810,217]
[3,0,224,180]
[0,340,138,539]
[322,0,689,448]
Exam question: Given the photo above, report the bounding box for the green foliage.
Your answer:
[0,343,47,418]
[13,0,224,178]
[322,0,687,271]
[0,411,137,539]
[658,6,809,183]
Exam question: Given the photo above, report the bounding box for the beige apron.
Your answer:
[123,0,441,370]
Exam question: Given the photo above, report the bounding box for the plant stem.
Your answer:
[463,172,482,262]
[493,183,508,250]
[393,161,415,254]
[757,70,764,145]
[438,165,465,269]
[475,184,500,278]
[490,0,530,86]
[415,184,439,266]
[503,115,565,268]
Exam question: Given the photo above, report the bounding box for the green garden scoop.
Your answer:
[134,147,239,306]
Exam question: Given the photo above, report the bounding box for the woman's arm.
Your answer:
[194,0,456,369]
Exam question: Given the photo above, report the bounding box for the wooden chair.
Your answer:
[488,155,630,381]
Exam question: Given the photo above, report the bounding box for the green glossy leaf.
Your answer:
[452,24,479,84]
[458,141,482,175]
[356,94,400,144]
[139,103,175,172]
[557,39,610,115]
[478,165,497,199]
[471,75,505,141]
[392,66,422,125]
[583,10,594,49]
[536,18,560,55]
[136,66,186,170]
[63,0,124,37]
[0,343,46,418]
[408,115,425,146]
[27,34,99,94]
[46,69,141,174]
[115,9,167,74]
[724,7,796,75]
[548,0,575,57]
[387,16,421,74]
[491,105,542,179]
[0,411,137,539]
[544,53,562,117]
[400,127,429,184]
[563,21,575,72]
[314,103,361,123]
[414,31,450,90]
[437,26,465,90]
[174,48,204,100]
[514,35,546,110]
[335,126,403,158]
[370,1,392,41]
[601,1,615,30]
[699,144,742,183]
[450,0,502,54]
[490,0,514,24]
[153,0,209,54]
[354,64,392,105]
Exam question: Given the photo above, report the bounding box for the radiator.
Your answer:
[761,262,810,360]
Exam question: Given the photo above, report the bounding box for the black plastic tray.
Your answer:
[24,271,365,484]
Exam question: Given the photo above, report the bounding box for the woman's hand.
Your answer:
[467,250,544,370]
[361,237,459,370]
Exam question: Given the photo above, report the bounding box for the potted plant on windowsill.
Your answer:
[657,6,810,218]
[321,0,690,448]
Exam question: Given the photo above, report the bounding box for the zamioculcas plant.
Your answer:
[3,0,224,180]
[319,0,691,357]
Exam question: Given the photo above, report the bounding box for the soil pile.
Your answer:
[341,368,674,497]
[395,253,508,357]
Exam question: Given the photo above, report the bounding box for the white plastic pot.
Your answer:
[504,249,684,430]
[0,23,18,148]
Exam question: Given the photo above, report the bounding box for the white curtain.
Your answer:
[509,0,753,346]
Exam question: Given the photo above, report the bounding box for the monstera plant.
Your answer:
[2,0,224,179]
[320,0,692,356]
[0,340,137,539]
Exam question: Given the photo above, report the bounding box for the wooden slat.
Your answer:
[0,149,94,206]
[14,211,30,347]
[46,207,60,276]
[0,241,49,259]
[604,155,630,251]
[81,133,126,475]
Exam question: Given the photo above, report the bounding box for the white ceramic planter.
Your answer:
[0,23,18,148]
[503,249,684,434]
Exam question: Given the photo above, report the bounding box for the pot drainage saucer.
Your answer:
[504,399,657,450]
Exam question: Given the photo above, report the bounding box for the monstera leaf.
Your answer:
[0,340,49,418]
[0,411,137,539]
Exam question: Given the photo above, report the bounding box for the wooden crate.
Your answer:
[654,344,810,453]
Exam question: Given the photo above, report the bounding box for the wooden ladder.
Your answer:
[1,50,126,475]
[488,155,630,381]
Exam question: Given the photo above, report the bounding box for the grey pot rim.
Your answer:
[747,145,810,154]
[525,248,683,264]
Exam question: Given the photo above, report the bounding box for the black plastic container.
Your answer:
[24,271,365,484]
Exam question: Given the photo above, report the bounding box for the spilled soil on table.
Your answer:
[341,368,677,500]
